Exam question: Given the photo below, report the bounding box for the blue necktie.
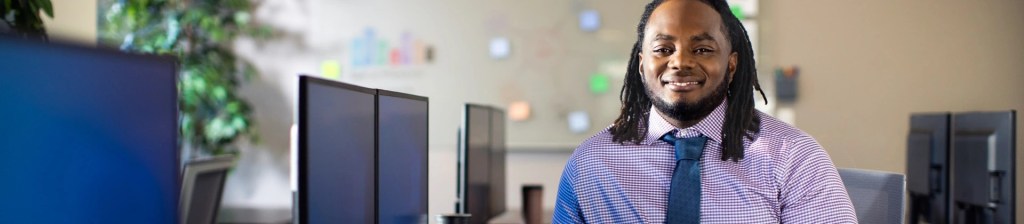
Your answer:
[662,131,706,224]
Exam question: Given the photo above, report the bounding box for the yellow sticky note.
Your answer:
[321,60,341,79]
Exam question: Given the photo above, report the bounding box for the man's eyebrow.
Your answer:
[652,34,676,41]
[691,32,716,42]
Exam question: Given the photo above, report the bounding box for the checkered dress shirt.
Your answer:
[552,101,857,223]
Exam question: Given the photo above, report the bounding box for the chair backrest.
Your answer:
[180,156,236,224]
[837,168,906,224]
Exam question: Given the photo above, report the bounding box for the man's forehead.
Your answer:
[646,0,724,38]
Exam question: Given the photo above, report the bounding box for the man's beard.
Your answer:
[647,80,729,123]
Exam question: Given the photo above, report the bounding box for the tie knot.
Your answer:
[661,130,706,161]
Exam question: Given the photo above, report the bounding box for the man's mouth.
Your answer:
[662,80,702,91]
[665,81,700,87]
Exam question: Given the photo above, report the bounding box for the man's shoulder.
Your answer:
[753,110,831,162]
[573,126,616,153]
[568,126,632,162]
[756,110,815,143]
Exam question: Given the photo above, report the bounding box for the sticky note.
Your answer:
[590,73,610,94]
[579,9,601,32]
[321,60,341,79]
[568,111,590,134]
[490,37,511,59]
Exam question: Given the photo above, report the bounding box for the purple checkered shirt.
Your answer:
[553,101,857,223]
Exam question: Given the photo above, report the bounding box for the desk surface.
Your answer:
[487,209,554,224]
[217,206,292,224]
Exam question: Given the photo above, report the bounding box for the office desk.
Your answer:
[487,209,554,224]
[218,206,292,224]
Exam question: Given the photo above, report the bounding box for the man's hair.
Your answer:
[609,0,767,162]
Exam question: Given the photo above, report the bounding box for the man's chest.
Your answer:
[574,148,781,223]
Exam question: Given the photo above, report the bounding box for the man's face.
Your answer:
[639,0,737,121]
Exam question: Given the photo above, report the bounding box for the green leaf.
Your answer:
[231,116,246,129]
[38,0,52,18]
[212,86,227,101]
[233,11,249,26]
[226,101,240,113]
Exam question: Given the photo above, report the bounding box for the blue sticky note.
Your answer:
[579,10,600,32]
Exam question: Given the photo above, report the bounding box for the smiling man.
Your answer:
[552,0,856,223]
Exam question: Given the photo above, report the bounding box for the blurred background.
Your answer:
[28,0,1024,221]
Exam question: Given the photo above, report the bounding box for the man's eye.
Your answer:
[653,48,673,54]
[694,48,714,55]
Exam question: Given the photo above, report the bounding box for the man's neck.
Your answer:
[654,108,707,130]
[653,99,725,130]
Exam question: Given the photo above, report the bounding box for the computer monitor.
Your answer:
[489,108,507,218]
[906,113,951,223]
[180,156,236,224]
[951,111,1015,223]
[0,37,179,223]
[377,90,429,224]
[457,104,494,224]
[298,76,377,224]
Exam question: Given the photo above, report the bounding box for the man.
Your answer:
[552,0,857,223]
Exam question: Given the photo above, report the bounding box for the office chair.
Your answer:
[837,168,906,224]
[180,155,236,224]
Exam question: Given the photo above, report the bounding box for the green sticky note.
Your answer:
[321,60,341,79]
[590,73,610,94]
[731,5,745,20]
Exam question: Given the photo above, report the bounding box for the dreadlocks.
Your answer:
[609,0,767,162]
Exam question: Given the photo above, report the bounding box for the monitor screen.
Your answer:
[377,90,429,224]
[489,108,507,217]
[0,38,179,223]
[459,104,493,224]
[906,113,950,223]
[299,76,376,224]
[951,111,1015,223]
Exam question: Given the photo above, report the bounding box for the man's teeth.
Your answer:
[666,81,699,86]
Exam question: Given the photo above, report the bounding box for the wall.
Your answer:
[758,0,1024,218]
[41,0,96,45]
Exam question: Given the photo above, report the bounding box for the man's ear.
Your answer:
[637,51,645,75]
[727,52,738,84]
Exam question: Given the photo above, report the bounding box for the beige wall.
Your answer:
[42,0,96,45]
[759,0,1024,217]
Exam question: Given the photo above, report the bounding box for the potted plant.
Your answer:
[0,0,53,40]
[99,0,274,158]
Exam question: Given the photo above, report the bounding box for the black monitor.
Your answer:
[298,76,377,224]
[180,156,235,224]
[457,104,494,224]
[951,111,1015,223]
[0,37,179,223]
[906,113,951,223]
[376,90,429,224]
[489,108,507,218]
